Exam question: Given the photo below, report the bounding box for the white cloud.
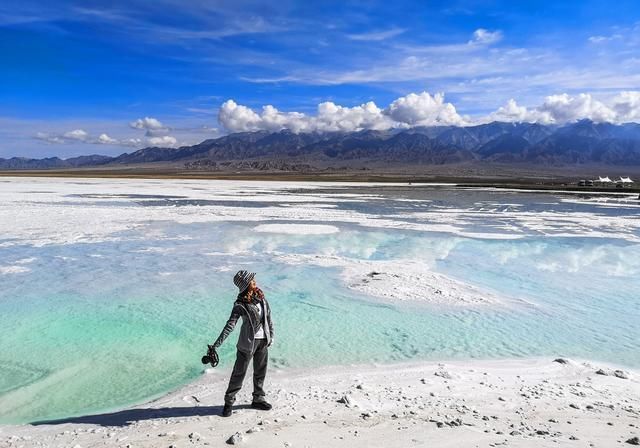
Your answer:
[611,91,640,122]
[97,133,118,144]
[218,90,640,133]
[487,99,533,122]
[486,92,640,125]
[218,98,398,133]
[261,105,311,132]
[35,132,65,144]
[242,28,514,87]
[486,99,553,124]
[218,99,393,133]
[129,117,164,130]
[34,127,179,148]
[128,116,179,145]
[219,91,465,132]
[35,129,127,146]
[218,100,265,132]
[63,129,89,141]
[469,28,503,45]
[129,117,169,136]
[386,92,467,126]
[129,117,164,129]
[121,138,144,147]
[315,101,395,132]
[147,135,178,147]
[537,93,616,124]
[35,129,91,144]
[588,34,623,43]
[347,27,406,41]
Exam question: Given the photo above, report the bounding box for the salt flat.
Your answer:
[2,358,638,447]
[1,177,639,436]
[2,177,639,249]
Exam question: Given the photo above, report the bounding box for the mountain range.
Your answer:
[3,119,640,171]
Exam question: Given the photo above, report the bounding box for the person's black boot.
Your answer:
[222,403,233,417]
[251,401,272,411]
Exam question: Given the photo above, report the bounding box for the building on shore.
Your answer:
[596,176,612,186]
[617,177,634,188]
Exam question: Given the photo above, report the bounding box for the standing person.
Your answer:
[211,270,275,417]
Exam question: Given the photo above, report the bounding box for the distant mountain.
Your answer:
[0,154,112,169]
[477,135,531,162]
[4,120,640,170]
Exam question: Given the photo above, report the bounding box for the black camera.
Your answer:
[201,344,219,368]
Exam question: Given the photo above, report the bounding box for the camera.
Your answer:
[201,344,219,367]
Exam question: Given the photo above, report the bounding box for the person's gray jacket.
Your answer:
[213,298,274,354]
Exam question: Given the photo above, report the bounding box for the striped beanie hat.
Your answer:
[233,270,255,292]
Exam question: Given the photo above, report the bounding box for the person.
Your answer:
[211,270,275,417]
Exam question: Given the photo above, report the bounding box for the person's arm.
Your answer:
[213,304,242,349]
[267,301,275,346]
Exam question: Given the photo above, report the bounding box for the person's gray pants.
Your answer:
[224,338,268,405]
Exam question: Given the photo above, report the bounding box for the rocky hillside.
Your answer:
[4,120,640,170]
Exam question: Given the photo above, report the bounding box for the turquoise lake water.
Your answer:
[0,179,638,424]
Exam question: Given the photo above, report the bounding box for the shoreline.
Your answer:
[2,356,638,447]
[1,172,639,196]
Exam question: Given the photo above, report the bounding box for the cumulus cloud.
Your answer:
[611,91,640,122]
[35,132,65,144]
[218,92,464,133]
[63,129,89,141]
[129,116,172,137]
[488,99,533,122]
[538,93,617,123]
[218,99,398,133]
[218,90,640,133]
[35,128,91,144]
[129,117,165,131]
[35,123,180,148]
[121,138,144,147]
[147,135,178,146]
[35,129,133,146]
[487,99,554,124]
[36,129,90,144]
[488,92,639,125]
[218,100,266,132]
[97,133,118,144]
[386,92,467,126]
[316,101,396,131]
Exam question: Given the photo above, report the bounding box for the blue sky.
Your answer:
[1,0,640,158]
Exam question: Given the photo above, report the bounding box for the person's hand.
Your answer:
[268,337,274,348]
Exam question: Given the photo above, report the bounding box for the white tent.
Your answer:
[598,176,612,183]
[619,177,634,184]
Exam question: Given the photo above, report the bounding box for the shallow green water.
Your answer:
[1,181,639,424]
